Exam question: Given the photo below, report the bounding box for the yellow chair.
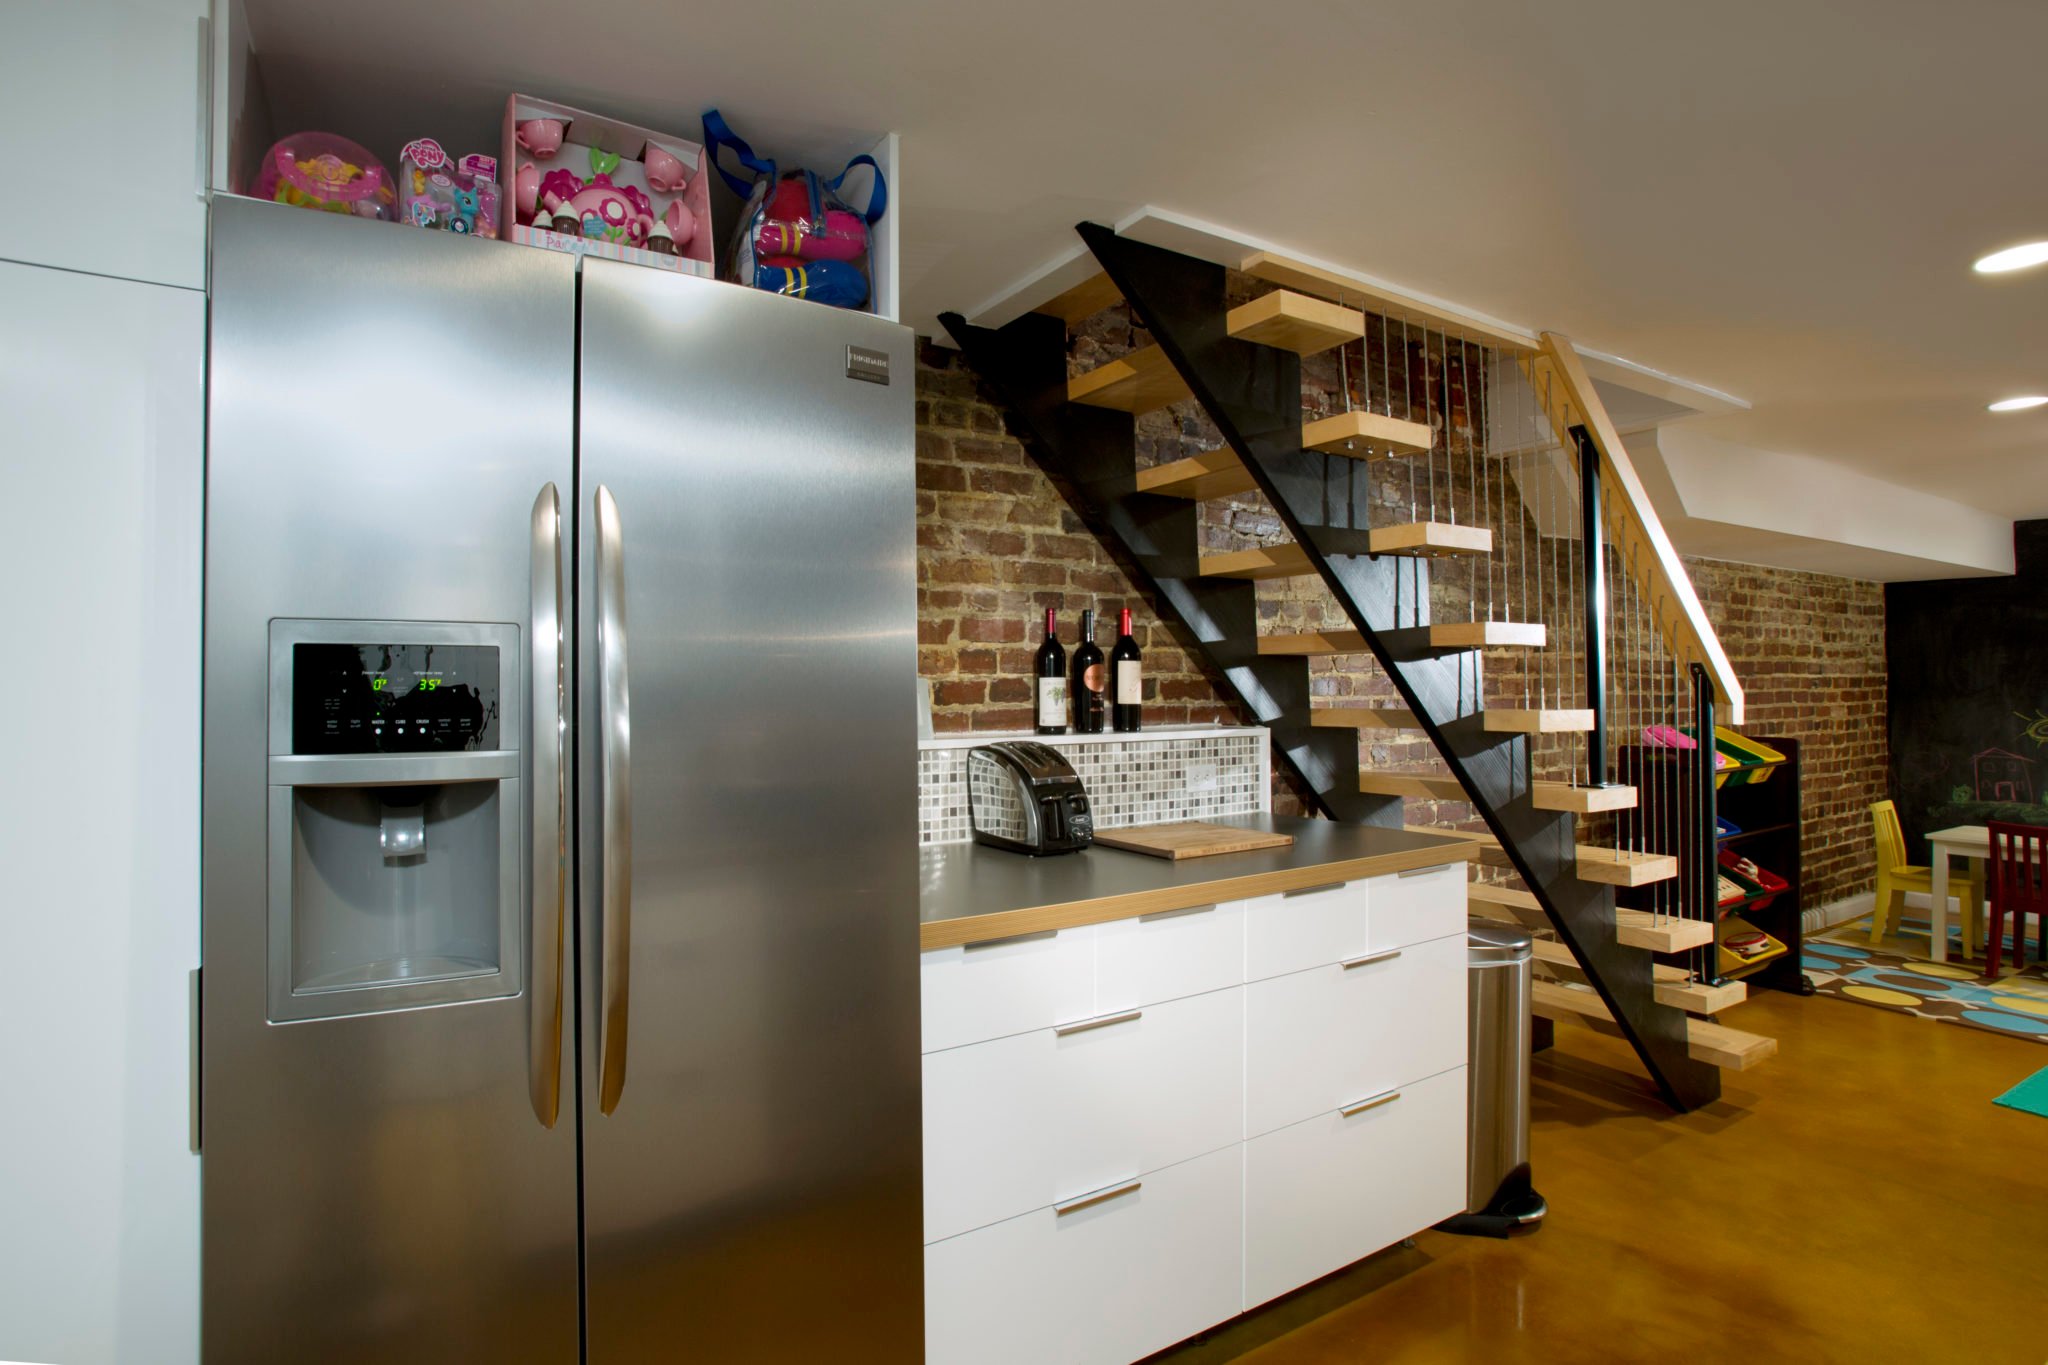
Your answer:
[1868,799,1982,954]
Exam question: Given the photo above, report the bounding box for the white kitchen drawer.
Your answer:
[923,986,1244,1244]
[926,1143,1244,1365]
[1244,930,1466,1139]
[921,926,1094,1054]
[1243,1065,1466,1309]
[1094,899,1244,1012]
[1244,860,1464,982]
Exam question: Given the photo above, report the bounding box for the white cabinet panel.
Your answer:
[0,0,209,289]
[1244,932,1466,1139]
[921,925,1094,1053]
[1243,1066,1466,1309]
[1243,880,1370,981]
[1094,899,1244,1011]
[926,1144,1243,1365]
[923,987,1244,1244]
[0,261,203,1365]
[1367,862,1466,950]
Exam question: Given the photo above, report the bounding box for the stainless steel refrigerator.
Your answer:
[200,196,921,1363]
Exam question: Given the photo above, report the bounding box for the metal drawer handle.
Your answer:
[1055,1177,1143,1216]
[1339,1089,1402,1117]
[1139,902,1217,923]
[963,929,1058,952]
[1340,948,1403,970]
[1054,1009,1142,1037]
[1284,882,1346,899]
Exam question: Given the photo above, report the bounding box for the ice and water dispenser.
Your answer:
[267,620,523,1022]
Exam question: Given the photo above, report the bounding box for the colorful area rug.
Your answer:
[1805,919,2048,1043]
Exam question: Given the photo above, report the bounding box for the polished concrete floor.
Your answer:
[1157,988,2048,1364]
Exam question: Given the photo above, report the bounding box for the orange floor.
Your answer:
[1155,987,2048,1364]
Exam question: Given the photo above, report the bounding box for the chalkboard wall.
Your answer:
[1887,519,2048,852]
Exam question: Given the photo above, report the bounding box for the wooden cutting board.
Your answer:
[1093,822,1295,860]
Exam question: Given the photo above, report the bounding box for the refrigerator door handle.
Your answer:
[595,484,633,1115]
[528,483,567,1128]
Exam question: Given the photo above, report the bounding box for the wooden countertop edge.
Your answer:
[918,843,1477,950]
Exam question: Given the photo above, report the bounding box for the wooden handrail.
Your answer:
[1527,333,1746,725]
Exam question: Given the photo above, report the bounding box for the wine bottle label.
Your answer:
[1115,661,1142,705]
[1082,663,1105,695]
[1038,677,1068,726]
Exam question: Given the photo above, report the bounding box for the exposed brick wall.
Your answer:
[915,306,1887,902]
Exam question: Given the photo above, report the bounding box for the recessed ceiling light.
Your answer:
[1988,395,2048,412]
[1974,241,2048,274]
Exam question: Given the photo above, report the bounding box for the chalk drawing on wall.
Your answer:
[1974,747,2037,803]
[2017,709,2048,749]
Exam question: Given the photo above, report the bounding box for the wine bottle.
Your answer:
[1110,607,1142,732]
[1071,608,1106,734]
[1034,607,1068,735]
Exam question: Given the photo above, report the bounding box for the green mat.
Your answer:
[1993,1066,2048,1118]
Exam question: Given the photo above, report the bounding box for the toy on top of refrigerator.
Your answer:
[397,140,501,237]
[499,97,714,274]
[702,109,887,312]
[253,132,397,221]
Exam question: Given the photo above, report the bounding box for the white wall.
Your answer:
[0,262,204,1365]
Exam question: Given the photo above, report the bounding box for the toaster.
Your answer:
[967,741,1094,855]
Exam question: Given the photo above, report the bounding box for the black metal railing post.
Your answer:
[1573,426,1608,788]
[1691,663,1720,983]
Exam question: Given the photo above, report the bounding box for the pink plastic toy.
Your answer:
[516,119,566,158]
[539,166,655,247]
[252,132,396,221]
[754,207,865,262]
[514,161,541,219]
[398,139,501,237]
[642,143,687,193]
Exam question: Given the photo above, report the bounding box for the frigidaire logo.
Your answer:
[846,346,891,385]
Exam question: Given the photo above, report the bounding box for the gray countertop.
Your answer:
[918,814,1476,949]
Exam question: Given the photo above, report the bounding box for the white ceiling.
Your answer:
[244,0,2048,525]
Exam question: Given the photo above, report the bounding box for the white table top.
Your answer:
[1926,824,1990,853]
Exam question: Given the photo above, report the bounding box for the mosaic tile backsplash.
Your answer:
[918,727,1269,846]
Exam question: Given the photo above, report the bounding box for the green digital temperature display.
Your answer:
[293,644,497,754]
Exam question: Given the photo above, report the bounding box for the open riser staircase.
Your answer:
[941,225,1775,1111]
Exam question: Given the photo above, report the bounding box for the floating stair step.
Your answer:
[1369,522,1492,558]
[1484,709,1596,735]
[1359,770,1468,801]
[1135,449,1257,500]
[1468,882,1544,924]
[1410,825,1512,868]
[1257,629,1368,655]
[1068,345,1190,413]
[1613,907,1715,953]
[1309,706,1419,729]
[1034,271,1123,324]
[1303,410,1435,459]
[1199,543,1315,580]
[1533,782,1638,814]
[1227,291,1365,354]
[1428,621,1546,649]
[1576,847,1679,888]
[1531,981,1775,1071]
[1654,977,1749,1016]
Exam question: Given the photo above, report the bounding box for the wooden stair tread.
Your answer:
[1068,345,1190,413]
[1533,782,1638,814]
[1467,882,1541,917]
[1309,706,1419,729]
[1429,621,1546,649]
[1370,522,1492,558]
[1136,449,1257,500]
[1484,709,1596,734]
[1613,907,1715,952]
[1530,942,1747,1014]
[1035,272,1122,324]
[1199,543,1314,580]
[1412,825,1512,868]
[1227,292,1364,354]
[1239,251,1539,354]
[1304,409,1435,458]
[1576,846,1680,888]
[1257,629,1368,655]
[1531,981,1774,1070]
[1359,770,1468,801]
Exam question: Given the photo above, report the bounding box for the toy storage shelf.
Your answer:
[1616,736,1812,997]
[208,0,902,321]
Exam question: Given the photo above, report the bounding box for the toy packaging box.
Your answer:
[399,139,501,237]
[499,96,714,277]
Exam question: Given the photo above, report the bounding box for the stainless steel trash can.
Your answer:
[1439,918,1546,1238]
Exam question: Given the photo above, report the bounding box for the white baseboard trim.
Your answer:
[1804,887,1992,938]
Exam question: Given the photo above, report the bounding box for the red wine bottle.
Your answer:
[1110,607,1142,732]
[1071,608,1106,734]
[1034,607,1068,735]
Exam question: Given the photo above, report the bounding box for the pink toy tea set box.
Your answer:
[500,96,714,276]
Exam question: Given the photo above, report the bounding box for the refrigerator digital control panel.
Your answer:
[291,643,500,753]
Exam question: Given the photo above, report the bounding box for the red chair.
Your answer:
[1984,821,2048,979]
